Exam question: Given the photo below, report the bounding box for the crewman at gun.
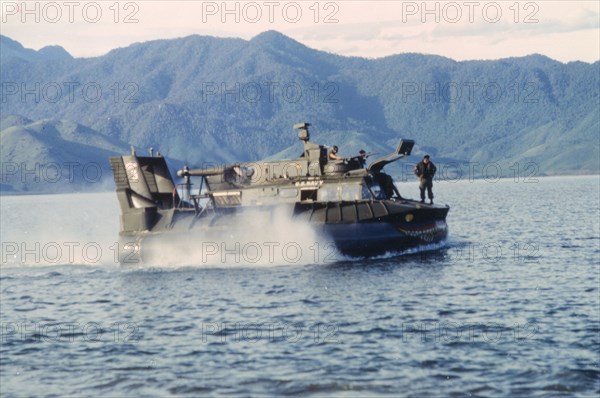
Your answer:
[328,145,342,161]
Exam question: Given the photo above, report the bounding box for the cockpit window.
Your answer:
[318,183,373,201]
[318,185,338,201]
[362,184,372,199]
[317,180,391,202]
[366,175,390,200]
[341,184,362,201]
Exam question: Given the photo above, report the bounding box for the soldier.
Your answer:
[329,145,342,161]
[358,149,367,168]
[413,155,437,204]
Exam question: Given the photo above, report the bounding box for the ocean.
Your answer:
[1,176,599,397]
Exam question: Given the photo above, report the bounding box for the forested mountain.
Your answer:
[1,31,598,192]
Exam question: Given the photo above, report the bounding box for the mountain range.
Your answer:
[1,32,598,193]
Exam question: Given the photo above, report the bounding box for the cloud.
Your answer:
[2,1,598,62]
[428,8,599,40]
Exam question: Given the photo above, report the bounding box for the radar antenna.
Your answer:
[294,122,311,142]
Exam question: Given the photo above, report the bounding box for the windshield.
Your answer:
[366,174,396,200]
[370,181,386,199]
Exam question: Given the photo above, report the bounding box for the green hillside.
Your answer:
[1,31,598,192]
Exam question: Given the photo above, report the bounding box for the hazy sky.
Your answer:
[2,1,599,62]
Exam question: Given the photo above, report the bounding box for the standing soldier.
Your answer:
[413,155,437,204]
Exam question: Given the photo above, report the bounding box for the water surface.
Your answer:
[1,176,599,397]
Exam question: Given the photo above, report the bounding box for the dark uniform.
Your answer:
[413,156,437,203]
[358,150,367,168]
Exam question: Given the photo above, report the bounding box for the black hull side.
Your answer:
[294,200,449,256]
[117,200,449,262]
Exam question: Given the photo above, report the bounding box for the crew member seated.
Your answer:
[329,145,343,161]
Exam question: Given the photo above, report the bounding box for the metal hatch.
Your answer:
[367,139,415,174]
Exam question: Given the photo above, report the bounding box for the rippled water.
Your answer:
[1,176,599,397]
